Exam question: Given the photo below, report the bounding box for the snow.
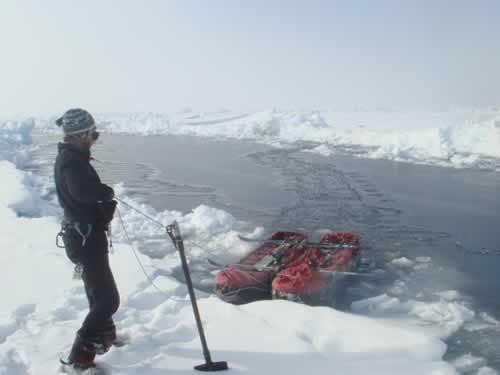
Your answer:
[464,312,500,333]
[302,144,334,156]
[0,118,498,374]
[451,354,499,375]
[32,108,500,171]
[477,367,499,375]
[436,290,461,302]
[0,119,34,167]
[452,353,487,373]
[351,293,475,339]
[390,256,415,268]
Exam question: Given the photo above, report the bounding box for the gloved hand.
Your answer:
[102,185,115,202]
[96,200,117,230]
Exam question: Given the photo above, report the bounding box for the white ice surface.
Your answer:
[30,108,500,171]
[1,119,499,374]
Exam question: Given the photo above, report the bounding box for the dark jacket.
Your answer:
[54,143,114,226]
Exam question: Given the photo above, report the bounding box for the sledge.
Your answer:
[214,231,360,305]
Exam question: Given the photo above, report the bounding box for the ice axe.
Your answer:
[167,221,229,372]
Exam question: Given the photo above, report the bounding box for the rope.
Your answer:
[115,197,165,229]
[115,196,235,254]
[111,196,393,296]
[114,200,237,295]
[456,242,500,256]
[184,239,273,287]
[97,158,500,259]
[116,206,172,298]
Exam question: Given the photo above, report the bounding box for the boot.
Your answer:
[66,334,97,369]
[94,326,116,355]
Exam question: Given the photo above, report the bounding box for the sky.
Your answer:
[1,0,499,115]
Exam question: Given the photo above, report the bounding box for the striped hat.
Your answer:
[56,108,96,136]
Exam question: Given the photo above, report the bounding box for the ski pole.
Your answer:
[166,221,228,372]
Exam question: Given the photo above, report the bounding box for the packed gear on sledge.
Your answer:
[215,231,360,304]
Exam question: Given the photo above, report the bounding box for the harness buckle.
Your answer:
[73,222,93,247]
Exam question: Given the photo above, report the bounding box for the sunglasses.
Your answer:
[91,131,100,141]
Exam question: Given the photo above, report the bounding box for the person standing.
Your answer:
[54,108,120,370]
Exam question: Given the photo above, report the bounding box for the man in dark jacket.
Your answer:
[54,108,120,370]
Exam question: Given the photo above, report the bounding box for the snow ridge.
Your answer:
[30,109,500,171]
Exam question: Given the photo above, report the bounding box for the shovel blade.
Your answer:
[194,361,229,372]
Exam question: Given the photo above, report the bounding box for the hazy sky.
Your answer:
[1,1,499,115]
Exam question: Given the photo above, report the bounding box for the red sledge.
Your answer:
[214,231,360,304]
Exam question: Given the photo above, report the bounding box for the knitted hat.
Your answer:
[56,108,96,135]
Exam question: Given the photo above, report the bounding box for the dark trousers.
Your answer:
[63,228,120,340]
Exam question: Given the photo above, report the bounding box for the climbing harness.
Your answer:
[55,221,93,248]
